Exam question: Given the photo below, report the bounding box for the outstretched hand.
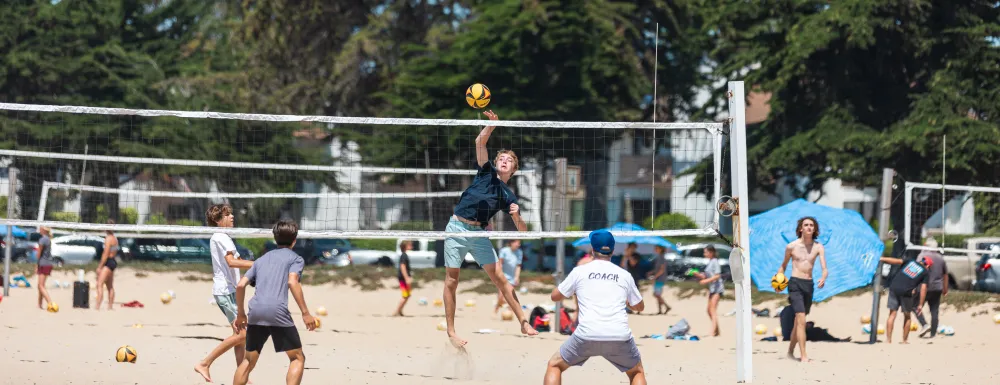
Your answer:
[509,203,520,216]
[483,110,498,120]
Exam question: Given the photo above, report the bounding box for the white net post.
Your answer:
[728,81,753,383]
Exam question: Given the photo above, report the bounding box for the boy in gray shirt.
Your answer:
[233,219,317,385]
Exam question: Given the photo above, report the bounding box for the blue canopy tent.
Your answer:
[749,199,884,302]
[572,223,677,255]
[0,225,27,239]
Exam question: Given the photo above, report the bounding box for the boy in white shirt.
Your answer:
[194,204,255,383]
[544,229,647,385]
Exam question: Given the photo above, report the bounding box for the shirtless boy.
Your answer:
[777,217,828,362]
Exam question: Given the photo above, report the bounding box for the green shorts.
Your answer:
[443,217,497,268]
[215,293,238,324]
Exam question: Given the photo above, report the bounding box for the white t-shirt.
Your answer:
[557,259,642,341]
[210,233,241,296]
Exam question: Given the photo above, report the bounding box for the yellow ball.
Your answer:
[316,306,328,317]
[116,345,137,363]
[47,303,59,313]
[877,325,885,335]
[861,315,872,324]
[501,310,514,321]
[994,314,1000,324]
[160,293,172,304]
[773,326,782,337]
[433,299,443,307]
[771,273,788,291]
[910,322,919,332]
[437,321,447,331]
[465,299,476,307]
[465,83,491,109]
[754,324,767,335]
[314,317,321,330]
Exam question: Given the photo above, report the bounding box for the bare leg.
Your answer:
[393,295,410,316]
[543,352,571,385]
[482,263,538,336]
[901,313,911,344]
[708,293,721,336]
[886,310,897,344]
[786,319,798,359]
[285,348,305,385]
[105,270,115,310]
[233,349,259,385]
[625,361,648,385]
[443,267,466,347]
[495,292,506,313]
[794,313,809,362]
[37,274,52,309]
[94,267,109,309]
[195,329,247,382]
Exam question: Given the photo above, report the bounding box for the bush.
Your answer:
[48,212,80,222]
[120,208,139,224]
[95,204,109,224]
[389,221,432,231]
[146,213,168,225]
[565,224,582,231]
[175,219,203,227]
[350,238,397,251]
[0,196,6,218]
[642,212,698,230]
[236,238,269,257]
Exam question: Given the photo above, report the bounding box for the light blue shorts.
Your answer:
[215,293,238,324]
[444,217,497,268]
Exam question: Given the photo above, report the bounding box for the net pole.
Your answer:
[869,168,894,344]
[904,184,913,247]
[4,166,15,297]
[941,135,946,248]
[650,22,659,227]
[553,158,568,334]
[714,131,723,227]
[727,81,752,383]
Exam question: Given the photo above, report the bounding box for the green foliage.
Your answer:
[48,212,80,222]
[350,239,397,251]
[0,196,5,218]
[565,225,583,232]
[119,208,138,225]
[175,219,202,227]
[973,192,1000,235]
[95,205,109,224]
[146,213,168,225]
[642,212,697,230]
[236,238,269,258]
[389,222,432,231]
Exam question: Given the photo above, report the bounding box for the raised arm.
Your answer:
[509,203,527,232]
[288,272,317,331]
[475,110,499,167]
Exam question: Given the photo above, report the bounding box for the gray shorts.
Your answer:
[559,334,641,372]
[443,217,497,268]
[887,291,915,313]
[215,293,238,324]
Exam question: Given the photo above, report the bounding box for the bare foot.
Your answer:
[521,321,539,336]
[392,312,403,317]
[787,352,796,360]
[193,363,212,382]
[899,341,909,344]
[448,332,468,348]
[799,357,812,363]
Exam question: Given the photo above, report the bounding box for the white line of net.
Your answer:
[42,181,464,199]
[0,102,724,131]
[0,219,719,239]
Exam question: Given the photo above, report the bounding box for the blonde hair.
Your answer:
[495,150,519,173]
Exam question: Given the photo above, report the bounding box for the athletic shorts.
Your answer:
[399,279,411,298]
[215,293,239,324]
[559,334,641,372]
[887,290,915,313]
[443,217,497,268]
[787,277,814,315]
[653,281,666,296]
[245,325,302,353]
[37,265,53,276]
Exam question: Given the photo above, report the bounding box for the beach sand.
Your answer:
[1,267,998,384]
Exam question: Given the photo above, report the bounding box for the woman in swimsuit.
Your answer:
[95,219,118,310]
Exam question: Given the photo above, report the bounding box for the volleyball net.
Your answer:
[904,182,1000,254]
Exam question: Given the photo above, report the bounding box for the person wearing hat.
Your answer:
[543,230,647,385]
[885,254,932,344]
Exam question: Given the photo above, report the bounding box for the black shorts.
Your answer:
[104,258,117,271]
[245,325,302,353]
[787,277,814,315]
[887,290,915,313]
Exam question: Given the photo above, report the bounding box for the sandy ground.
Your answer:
[1,267,999,385]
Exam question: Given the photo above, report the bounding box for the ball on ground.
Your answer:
[877,324,885,335]
[993,314,1000,324]
[436,321,447,331]
[501,310,514,321]
[910,322,919,331]
[754,324,767,335]
[316,306,328,316]
[433,299,443,307]
[115,345,137,363]
[47,303,59,313]
[465,83,491,109]
[861,315,872,324]
[773,326,782,337]
[771,273,788,291]
[465,299,476,307]
[160,292,172,304]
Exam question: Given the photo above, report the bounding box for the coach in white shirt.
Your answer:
[544,229,647,385]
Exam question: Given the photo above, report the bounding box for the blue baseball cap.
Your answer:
[589,229,615,255]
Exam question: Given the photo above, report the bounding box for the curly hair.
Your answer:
[796,216,819,239]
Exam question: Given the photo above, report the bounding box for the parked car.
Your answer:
[264,238,352,266]
[973,243,1000,293]
[520,240,586,273]
[47,234,107,265]
[348,238,478,268]
[943,237,1000,290]
[122,238,254,263]
[670,243,733,279]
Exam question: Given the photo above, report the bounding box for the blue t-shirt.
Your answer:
[244,248,305,327]
[499,247,523,283]
[453,161,518,227]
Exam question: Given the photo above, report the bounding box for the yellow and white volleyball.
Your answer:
[160,292,172,304]
[316,306,328,316]
[433,298,443,307]
[16,280,26,288]
[47,302,59,313]
[115,345,137,363]
[132,323,143,329]
[910,322,919,332]
[501,310,514,321]
[877,324,885,335]
[754,324,768,335]
[465,299,476,307]
[773,326,782,337]
[861,315,872,324]
[771,273,788,291]
[167,290,176,299]
[436,321,447,331]
[313,317,321,329]
[417,297,428,306]
[862,324,872,334]
[993,314,1000,324]
[465,83,491,109]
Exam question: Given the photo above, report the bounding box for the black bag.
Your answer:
[73,281,89,309]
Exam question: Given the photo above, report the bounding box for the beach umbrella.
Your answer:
[749,199,884,302]
[0,225,27,239]
[572,222,677,255]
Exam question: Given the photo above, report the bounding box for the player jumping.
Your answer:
[443,110,537,347]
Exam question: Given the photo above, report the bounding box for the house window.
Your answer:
[571,200,585,228]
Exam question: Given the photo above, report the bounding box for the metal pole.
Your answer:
[650,22,659,228]
[552,158,568,334]
[727,82,752,383]
[870,168,894,343]
[4,167,16,297]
